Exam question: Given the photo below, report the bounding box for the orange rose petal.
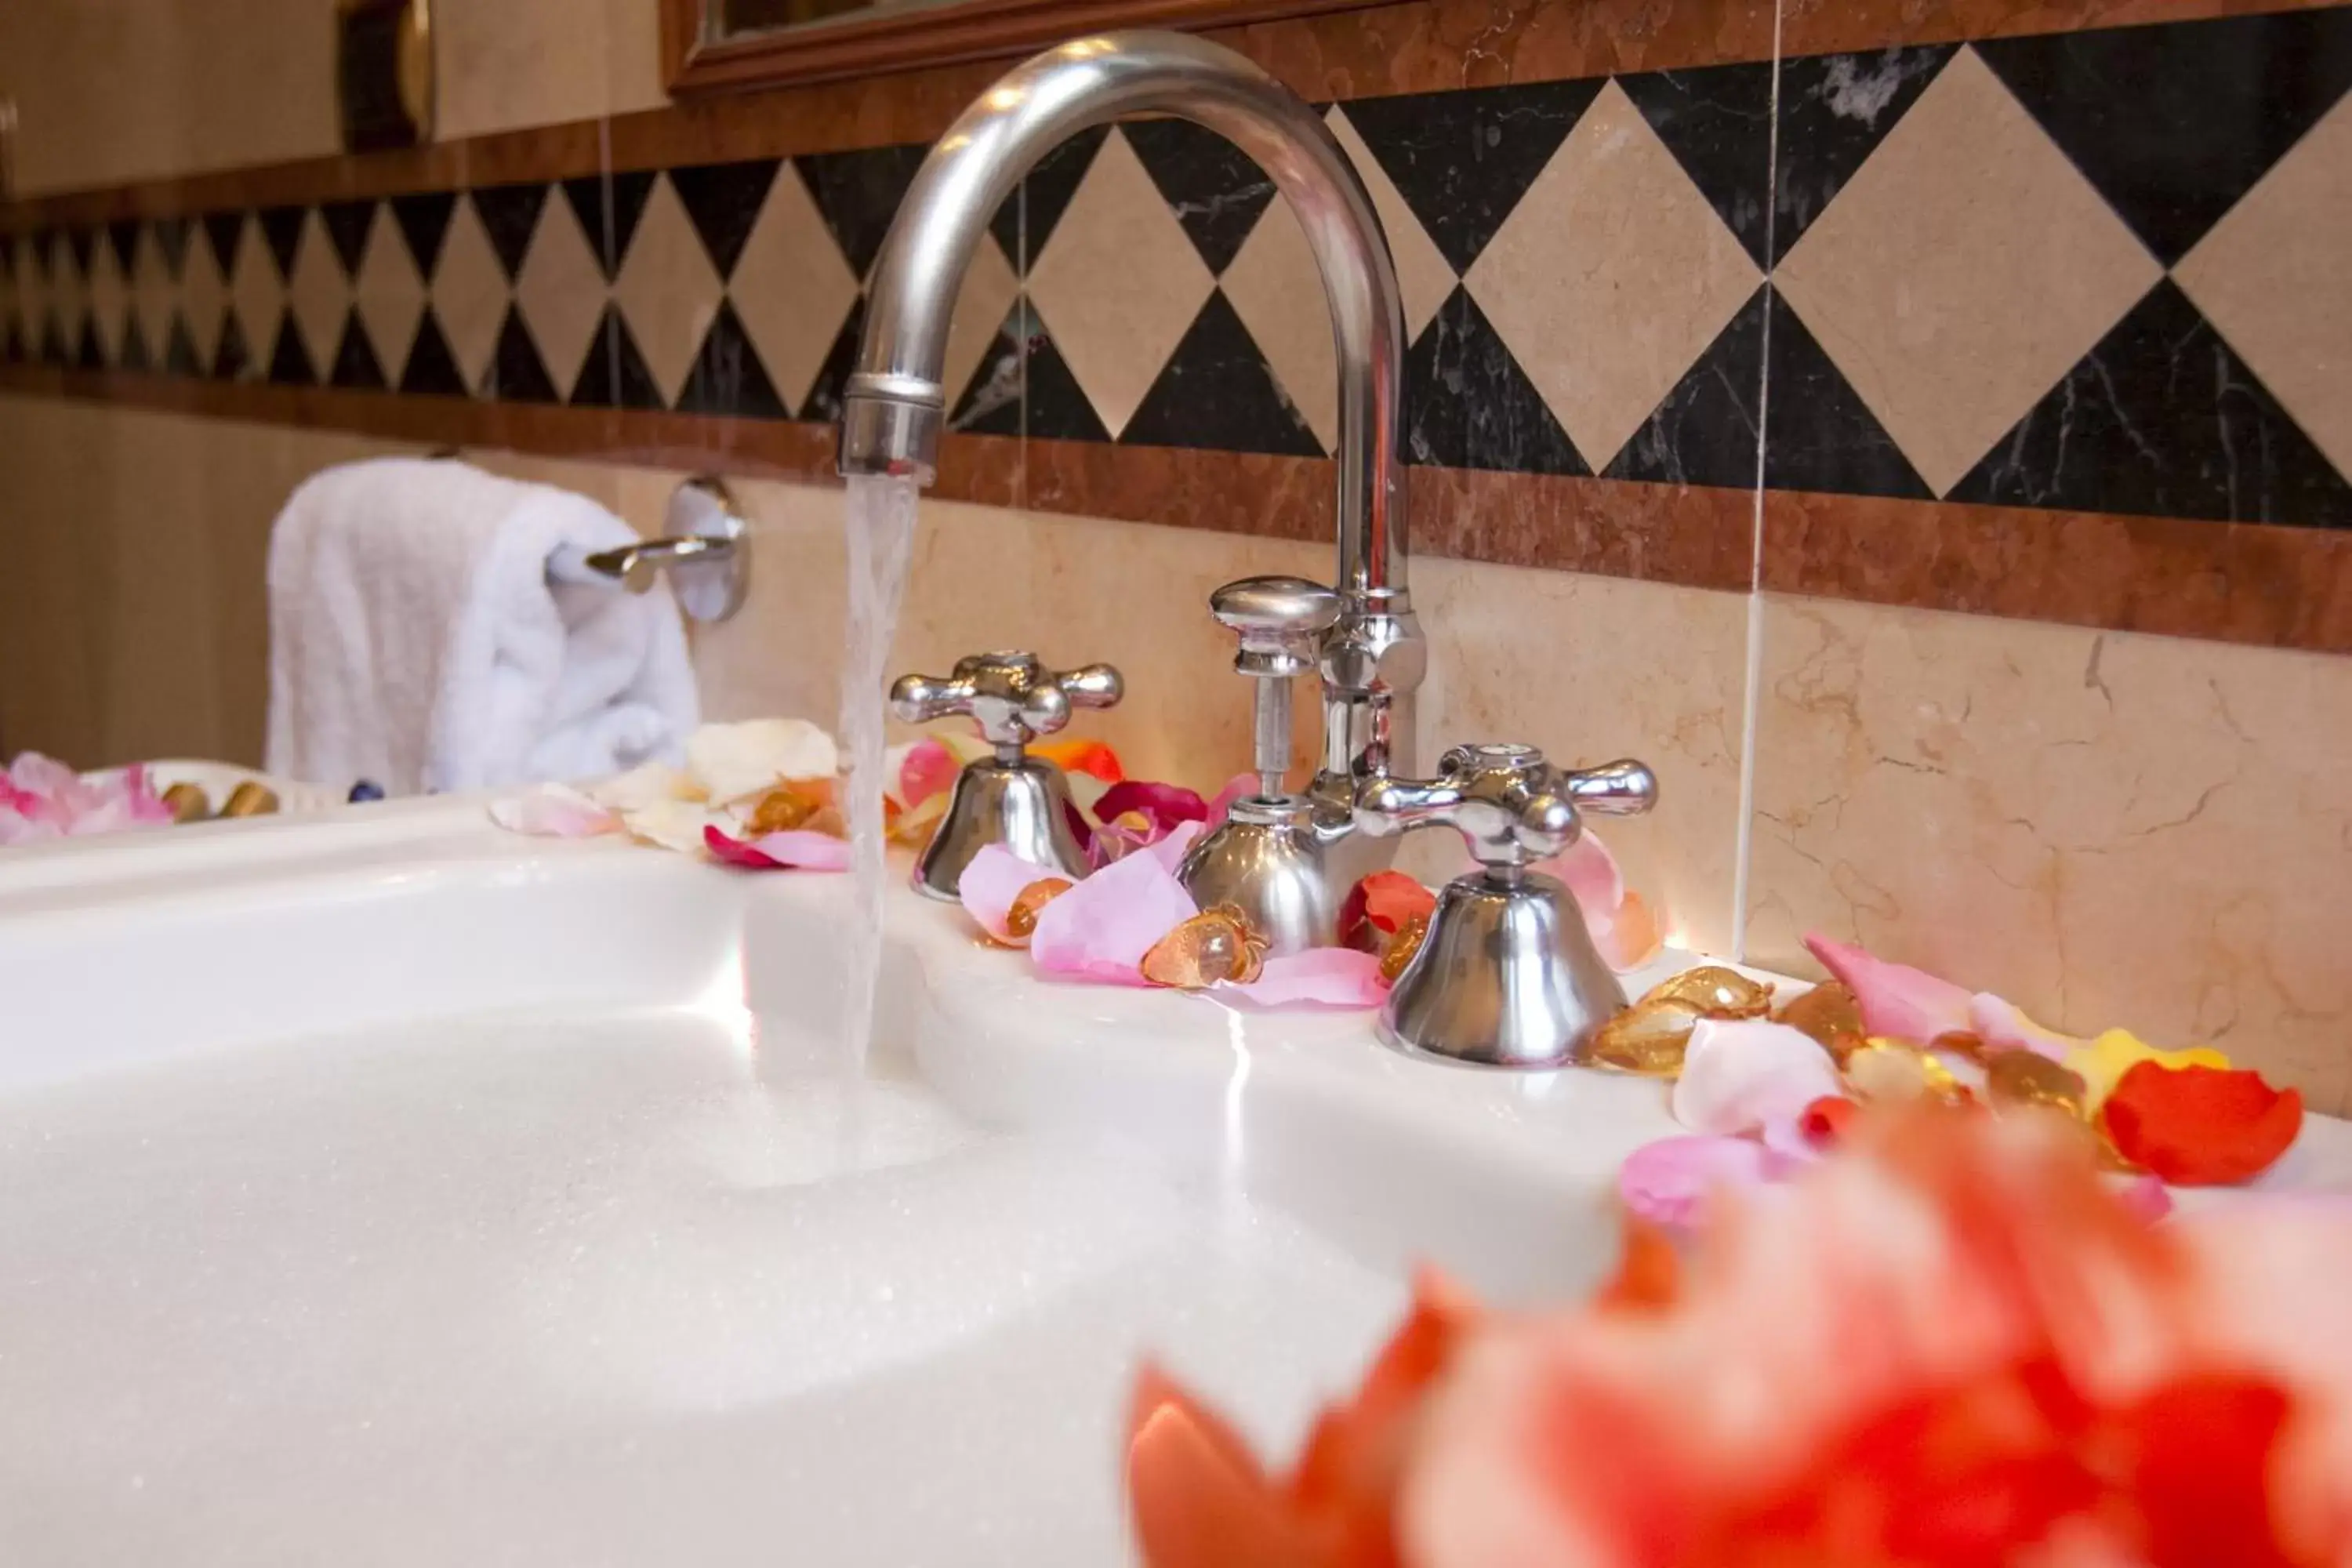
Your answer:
[1598,1219,1682,1314]
[2100,1062,2303,1186]
[1032,738,1124,782]
[1798,1094,1859,1150]
[1127,1365,1316,1568]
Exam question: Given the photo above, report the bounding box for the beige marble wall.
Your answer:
[1745,594,2352,1112]
[0,0,666,196]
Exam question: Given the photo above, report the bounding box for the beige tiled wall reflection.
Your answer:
[1745,594,2352,1113]
[0,0,667,196]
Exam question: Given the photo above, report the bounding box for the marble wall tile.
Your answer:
[1745,592,2352,1112]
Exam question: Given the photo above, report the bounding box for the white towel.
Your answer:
[264,457,701,795]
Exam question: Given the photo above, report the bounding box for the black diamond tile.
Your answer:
[1118,120,1277,275]
[390,191,459,277]
[319,199,377,277]
[3,318,22,365]
[0,231,15,278]
[153,217,191,278]
[165,316,204,377]
[470,183,551,282]
[201,212,247,278]
[328,313,387,390]
[570,304,666,410]
[666,160,781,280]
[948,303,1030,437]
[1762,289,1932,499]
[64,228,96,279]
[989,126,1109,270]
[1403,285,1586,475]
[39,313,71,367]
[1773,45,1958,261]
[1121,290,1323,457]
[674,297,788,419]
[256,205,307,281]
[398,308,469,397]
[1605,285,1767,489]
[74,318,106,371]
[1952,278,2352,526]
[1617,61,1778,270]
[561,169,659,281]
[266,314,314,384]
[118,316,154,373]
[212,313,252,380]
[105,219,142,278]
[798,299,866,426]
[797,145,929,280]
[482,303,558,402]
[1978,10,2352,266]
[1342,80,1608,274]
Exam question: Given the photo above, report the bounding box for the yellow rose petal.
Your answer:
[2063,1028,2230,1109]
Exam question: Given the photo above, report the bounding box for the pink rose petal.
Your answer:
[1537,830,1624,916]
[1968,991,2080,1061]
[1618,1135,1802,1230]
[490,783,622,838]
[1203,772,1258,833]
[1029,844,1198,985]
[1221,947,1387,1009]
[1671,1018,1843,1138]
[897,737,959,808]
[2114,1171,2175,1225]
[958,842,1062,945]
[1804,934,1974,1044]
[703,824,851,871]
[1145,819,1205,873]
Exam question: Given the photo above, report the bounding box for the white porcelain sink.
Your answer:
[0,805,2343,1564]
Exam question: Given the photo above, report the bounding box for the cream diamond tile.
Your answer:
[729,161,862,415]
[516,191,609,398]
[352,205,426,379]
[177,225,229,368]
[2176,93,2352,483]
[227,214,287,379]
[430,195,510,394]
[1327,106,1454,343]
[610,174,721,406]
[286,209,353,377]
[84,237,127,363]
[942,230,1021,418]
[1774,47,2162,498]
[131,226,180,362]
[1025,129,1216,437]
[1222,196,1339,452]
[1466,82,1761,473]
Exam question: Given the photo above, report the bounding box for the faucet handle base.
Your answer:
[910,757,1087,902]
[1174,796,1344,956]
[1378,869,1628,1068]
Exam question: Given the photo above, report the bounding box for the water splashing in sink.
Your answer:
[840,474,919,1078]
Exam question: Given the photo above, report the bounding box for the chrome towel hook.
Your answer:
[546,476,751,624]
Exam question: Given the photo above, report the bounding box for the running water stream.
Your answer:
[839,474,920,1080]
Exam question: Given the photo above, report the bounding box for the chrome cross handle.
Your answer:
[1356,744,1656,873]
[890,651,1123,757]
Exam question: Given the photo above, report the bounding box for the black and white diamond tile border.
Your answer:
[8,5,2352,535]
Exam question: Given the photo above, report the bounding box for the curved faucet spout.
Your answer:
[836,31,1408,611]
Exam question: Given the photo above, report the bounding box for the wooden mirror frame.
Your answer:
[660,0,1377,93]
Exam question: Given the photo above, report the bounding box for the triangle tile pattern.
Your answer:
[1616,60,1778,269]
[1405,285,1586,475]
[256,205,307,281]
[1122,290,1323,457]
[118,315,153,373]
[570,304,666,410]
[319,199,377,276]
[949,301,1030,437]
[483,303,559,402]
[1344,79,1608,274]
[1976,10,2352,266]
[165,318,203,377]
[40,314,71,368]
[211,313,252,381]
[390,191,459,277]
[329,314,387,390]
[674,297,789,419]
[1119,119,1279,274]
[797,143,930,279]
[797,298,866,426]
[201,212,246,280]
[105,219,142,280]
[152,218,191,278]
[64,228,95,280]
[1771,45,1957,262]
[666,160,780,278]
[399,308,470,397]
[989,126,1109,269]
[561,169,659,280]
[1762,289,1932,499]
[470,183,552,281]
[1604,285,1768,489]
[266,314,314,384]
[727,159,864,417]
[75,318,106,371]
[1952,278,2352,526]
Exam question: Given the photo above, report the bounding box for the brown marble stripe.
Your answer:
[27,361,2352,652]
[1779,0,2343,56]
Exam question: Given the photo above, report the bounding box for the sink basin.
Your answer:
[0,804,2343,1563]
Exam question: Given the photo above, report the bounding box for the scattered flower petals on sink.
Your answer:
[1339,869,1438,951]
[1,753,177,843]
[1030,845,1200,985]
[1221,947,1387,1009]
[1143,819,1205,873]
[586,760,701,813]
[893,736,960,808]
[1032,737,1124,782]
[1670,1018,1842,1138]
[1967,990,2081,1060]
[956,843,1066,945]
[684,717,839,804]
[2100,1062,2303,1186]
[1617,1134,1803,1229]
[702,824,852,871]
[486,782,621,837]
[1202,772,1258,832]
[2065,1028,2231,1110]
[1802,934,1974,1043]
[618,797,725,855]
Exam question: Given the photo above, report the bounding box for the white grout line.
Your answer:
[1730,0,1785,964]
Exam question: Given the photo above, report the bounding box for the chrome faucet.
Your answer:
[837,30,1425,948]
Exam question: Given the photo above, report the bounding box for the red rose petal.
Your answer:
[2100,1062,2303,1186]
